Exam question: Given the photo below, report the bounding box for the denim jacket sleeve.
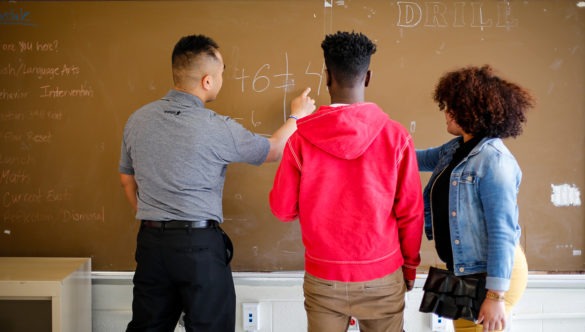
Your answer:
[416,138,461,172]
[416,146,442,172]
[477,144,522,291]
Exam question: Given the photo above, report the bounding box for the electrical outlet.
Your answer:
[242,302,260,331]
[431,313,447,331]
[347,317,360,331]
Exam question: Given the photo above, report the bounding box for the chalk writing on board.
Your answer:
[305,61,326,97]
[0,8,35,27]
[0,154,35,166]
[0,109,64,122]
[46,189,73,203]
[1,63,81,79]
[63,207,105,223]
[234,53,325,124]
[273,52,294,92]
[1,39,89,98]
[251,110,262,128]
[1,40,60,53]
[395,1,518,29]
[1,43,16,52]
[26,40,59,52]
[0,37,99,228]
[0,111,25,121]
[40,83,94,98]
[2,207,105,223]
[3,189,43,207]
[0,169,30,185]
[0,89,28,100]
[2,131,52,144]
[3,211,54,223]
[234,53,325,95]
[0,33,111,227]
[2,188,74,208]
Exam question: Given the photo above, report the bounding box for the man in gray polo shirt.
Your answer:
[119,34,314,332]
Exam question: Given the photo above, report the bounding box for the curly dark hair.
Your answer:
[321,31,377,87]
[434,65,535,138]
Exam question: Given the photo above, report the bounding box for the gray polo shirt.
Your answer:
[119,89,270,222]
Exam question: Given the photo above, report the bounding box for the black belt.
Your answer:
[141,220,219,230]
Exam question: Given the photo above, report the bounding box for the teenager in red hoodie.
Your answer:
[269,31,424,332]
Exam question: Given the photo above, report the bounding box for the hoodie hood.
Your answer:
[296,102,388,160]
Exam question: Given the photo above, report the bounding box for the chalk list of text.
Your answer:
[0,39,95,100]
[0,35,102,225]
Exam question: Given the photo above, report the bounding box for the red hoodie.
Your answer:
[269,103,424,282]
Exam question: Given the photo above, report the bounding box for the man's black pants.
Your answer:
[126,225,235,332]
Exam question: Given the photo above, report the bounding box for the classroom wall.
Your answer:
[92,273,585,332]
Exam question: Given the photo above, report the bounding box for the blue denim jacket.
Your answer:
[417,137,522,291]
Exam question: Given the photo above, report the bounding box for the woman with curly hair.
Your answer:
[417,65,534,332]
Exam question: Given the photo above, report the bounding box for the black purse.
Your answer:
[419,266,487,322]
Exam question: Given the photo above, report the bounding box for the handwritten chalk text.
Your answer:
[0,8,34,27]
[2,130,53,144]
[62,207,105,223]
[0,89,29,101]
[3,210,55,223]
[234,53,325,96]
[0,154,36,166]
[0,109,64,122]
[1,62,80,79]
[396,1,518,29]
[40,83,94,98]
[2,188,73,208]
[0,169,31,185]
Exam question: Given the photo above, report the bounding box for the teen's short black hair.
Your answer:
[321,31,377,86]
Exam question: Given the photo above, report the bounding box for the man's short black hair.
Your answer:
[321,31,377,86]
[172,34,219,68]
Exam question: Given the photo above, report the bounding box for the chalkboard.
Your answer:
[0,0,583,272]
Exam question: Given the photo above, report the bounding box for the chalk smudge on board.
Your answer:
[550,183,581,207]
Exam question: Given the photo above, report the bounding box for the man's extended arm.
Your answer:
[265,87,315,162]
